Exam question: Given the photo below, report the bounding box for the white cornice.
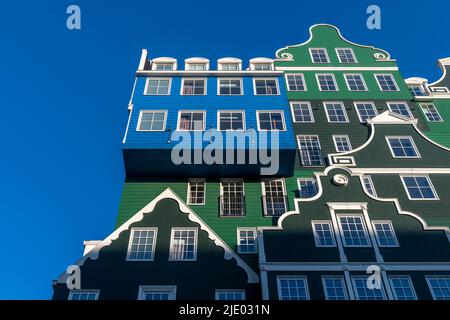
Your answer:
[261,262,450,271]
[135,70,283,77]
[276,66,398,71]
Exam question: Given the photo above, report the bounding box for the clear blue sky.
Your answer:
[1,0,449,299]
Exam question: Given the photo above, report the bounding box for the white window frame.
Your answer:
[387,102,413,119]
[333,135,352,152]
[389,276,418,300]
[136,110,168,132]
[354,101,378,123]
[362,175,377,197]
[220,179,245,217]
[253,78,280,95]
[336,48,358,64]
[217,78,243,96]
[186,178,206,205]
[68,290,100,300]
[426,276,450,300]
[215,290,246,300]
[352,276,386,300]
[322,276,349,300]
[256,110,286,131]
[375,73,400,92]
[297,178,318,198]
[126,227,158,261]
[261,178,288,217]
[217,110,246,131]
[316,74,339,92]
[277,276,310,300]
[344,73,368,92]
[290,101,314,123]
[138,286,177,300]
[309,48,330,64]
[311,220,336,247]
[400,175,439,201]
[237,228,258,254]
[385,136,421,159]
[169,227,198,261]
[420,103,443,122]
[297,135,324,167]
[372,220,399,247]
[176,110,206,131]
[324,102,349,123]
[337,214,371,248]
[285,73,307,92]
[144,77,172,95]
[180,78,207,95]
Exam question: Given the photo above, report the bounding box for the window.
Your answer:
[237,228,257,254]
[169,228,197,261]
[324,102,348,123]
[286,74,307,91]
[262,179,287,217]
[297,178,318,198]
[401,175,438,200]
[186,63,207,70]
[277,276,310,300]
[218,111,245,131]
[220,63,240,71]
[408,85,426,96]
[322,276,348,300]
[254,78,279,95]
[218,78,242,95]
[355,102,378,122]
[344,74,367,91]
[291,102,314,123]
[352,276,386,300]
[297,135,324,167]
[144,78,171,95]
[187,179,205,205]
[333,135,352,152]
[375,74,399,91]
[127,228,157,261]
[220,180,245,216]
[336,48,357,63]
[310,48,330,63]
[253,63,272,71]
[138,286,176,300]
[69,290,99,300]
[257,111,286,131]
[337,215,371,247]
[420,103,443,122]
[426,277,450,300]
[362,175,377,197]
[137,111,167,131]
[215,290,245,300]
[312,221,336,247]
[316,74,339,91]
[386,136,420,158]
[181,78,206,95]
[372,221,399,247]
[154,63,174,71]
[389,277,417,300]
[387,102,413,119]
[177,111,205,131]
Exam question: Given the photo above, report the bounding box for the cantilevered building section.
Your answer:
[53,24,450,301]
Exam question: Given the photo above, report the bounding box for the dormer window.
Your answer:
[218,58,242,71]
[185,57,210,71]
[187,63,207,71]
[254,64,272,71]
[154,63,174,71]
[221,63,240,71]
[151,57,177,71]
[249,58,274,71]
[408,85,426,96]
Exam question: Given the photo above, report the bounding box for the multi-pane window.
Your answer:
[145,78,171,95]
[297,178,318,198]
[324,102,348,123]
[362,175,377,197]
[317,74,339,91]
[291,102,314,123]
[237,228,257,254]
[154,63,174,71]
[257,111,285,130]
[262,179,287,217]
[216,290,245,300]
[372,221,399,247]
[253,63,272,70]
[220,63,240,71]
[137,111,167,131]
[187,179,205,205]
[344,74,367,91]
[352,277,386,300]
[389,277,417,300]
[420,103,443,122]
[220,180,245,216]
[181,78,206,95]
[312,221,336,247]
[169,228,197,261]
[322,276,348,300]
[401,176,438,200]
[388,102,413,119]
[375,74,399,91]
[336,48,357,63]
[297,135,324,167]
[218,111,245,131]
[186,63,207,70]
[338,215,371,247]
[333,135,352,152]
[408,85,426,96]
[254,79,279,95]
[355,102,378,122]
[127,228,157,261]
[286,74,307,91]
[310,48,330,63]
[386,136,420,158]
[426,277,450,300]
[178,111,205,131]
[138,287,176,300]
[278,276,309,300]
[218,78,242,95]
[69,290,99,300]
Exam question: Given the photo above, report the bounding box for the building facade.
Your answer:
[52,24,450,301]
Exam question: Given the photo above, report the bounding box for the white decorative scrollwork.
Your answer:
[374,52,388,61]
[332,174,349,186]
